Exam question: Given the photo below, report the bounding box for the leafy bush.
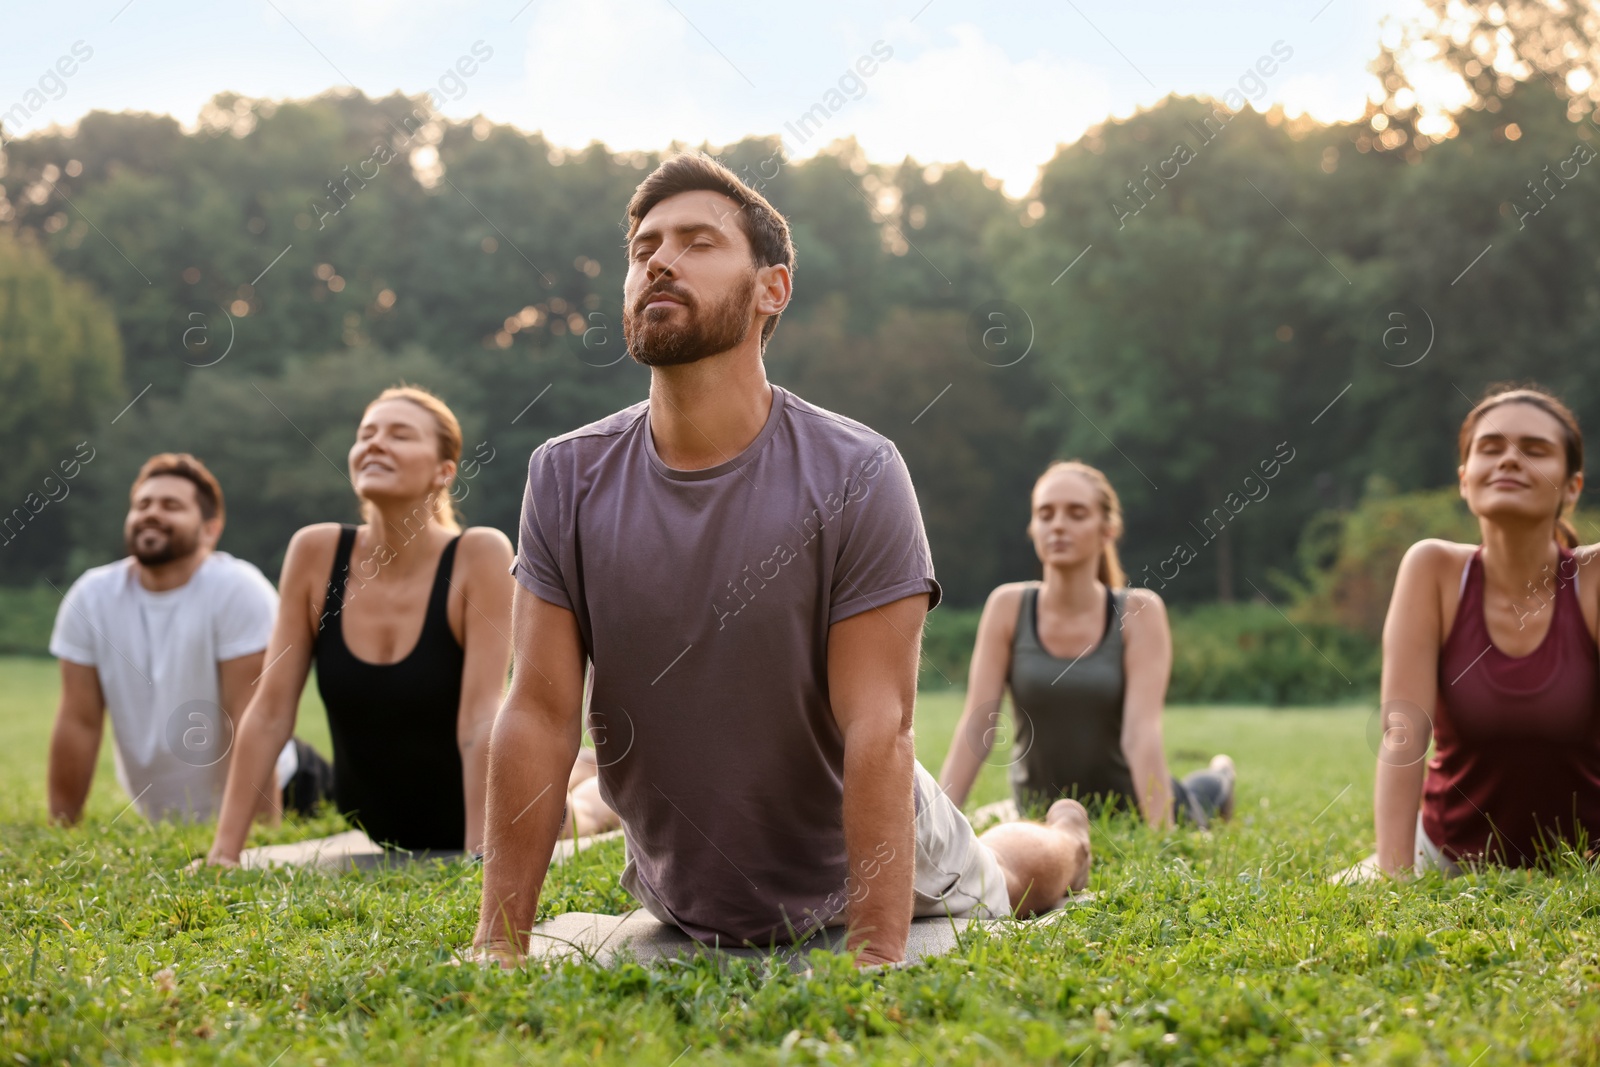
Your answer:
[1166,602,1377,705]
[0,585,60,656]
[919,599,1376,705]
[1290,477,1600,641]
[919,606,983,689]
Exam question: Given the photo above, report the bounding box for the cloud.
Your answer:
[499,8,1110,198]
[261,0,480,51]
[1277,72,1372,124]
[511,0,754,149]
[846,25,1115,197]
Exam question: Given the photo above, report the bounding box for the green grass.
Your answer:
[1,656,1596,1064]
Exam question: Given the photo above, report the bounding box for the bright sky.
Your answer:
[3,0,1409,196]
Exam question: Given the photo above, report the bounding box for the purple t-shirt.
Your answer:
[513,384,941,944]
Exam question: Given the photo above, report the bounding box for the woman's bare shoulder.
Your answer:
[1120,585,1169,630]
[1122,584,1165,610]
[976,583,1032,645]
[1400,538,1475,576]
[456,526,514,566]
[457,524,512,559]
[1389,539,1475,633]
[280,523,345,580]
[1573,542,1600,622]
[984,581,1033,608]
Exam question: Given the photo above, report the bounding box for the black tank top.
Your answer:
[1007,583,1137,813]
[315,524,466,850]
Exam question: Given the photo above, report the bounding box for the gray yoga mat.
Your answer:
[238,828,623,871]
[527,894,1095,971]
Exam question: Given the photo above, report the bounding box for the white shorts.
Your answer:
[911,761,1013,921]
[1414,811,1464,877]
[624,760,1014,937]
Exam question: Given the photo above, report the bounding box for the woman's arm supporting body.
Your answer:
[1118,588,1175,829]
[207,524,336,865]
[938,584,1024,810]
[450,527,515,855]
[217,650,280,823]
[1373,538,1458,876]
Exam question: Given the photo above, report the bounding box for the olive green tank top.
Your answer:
[1007,583,1137,813]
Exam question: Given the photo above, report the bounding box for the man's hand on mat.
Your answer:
[850,945,905,971]
[467,941,525,970]
[182,852,240,873]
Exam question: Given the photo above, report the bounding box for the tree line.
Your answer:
[2,12,1597,610]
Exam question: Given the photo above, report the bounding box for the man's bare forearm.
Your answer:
[842,725,916,962]
[474,704,580,953]
[47,712,102,824]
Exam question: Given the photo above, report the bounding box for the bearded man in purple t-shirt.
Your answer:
[474,153,1092,968]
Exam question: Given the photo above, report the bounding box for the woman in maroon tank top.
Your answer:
[1370,386,1600,877]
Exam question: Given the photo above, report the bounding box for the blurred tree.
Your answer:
[766,300,1052,607]
[1291,479,1600,641]
[1371,0,1600,148]
[5,84,1597,615]
[1348,80,1600,502]
[0,229,121,583]
[1000,99,1382,601]
[68,346,483,576]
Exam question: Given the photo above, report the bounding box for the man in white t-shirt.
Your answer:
[47,453,321,823]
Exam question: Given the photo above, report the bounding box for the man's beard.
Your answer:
[623,273,756,367]
[126,522,200,566]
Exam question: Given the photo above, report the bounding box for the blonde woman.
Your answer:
[939,460,1235,828]
[207,386,513,861]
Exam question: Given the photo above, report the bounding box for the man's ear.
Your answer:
[755,262,792,320]
[201,515,225,550]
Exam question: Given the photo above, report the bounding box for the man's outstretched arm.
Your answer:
[473,585,587,964]
[828,593,928,967]
[48,661,106,825]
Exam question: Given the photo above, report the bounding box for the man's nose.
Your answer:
[647,245,678,278]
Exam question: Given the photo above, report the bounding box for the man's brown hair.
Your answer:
[625,152,796,345]
[132,453,225,523]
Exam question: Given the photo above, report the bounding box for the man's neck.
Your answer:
[135,548,210,592]
[647,348,773,471]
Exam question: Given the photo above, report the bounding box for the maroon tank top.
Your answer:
[1424,545,1600,866]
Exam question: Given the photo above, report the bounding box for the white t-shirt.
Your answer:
[49,551,286,821]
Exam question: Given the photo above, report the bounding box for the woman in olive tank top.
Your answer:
[205,387,516,864]
[938,461,1236,828]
